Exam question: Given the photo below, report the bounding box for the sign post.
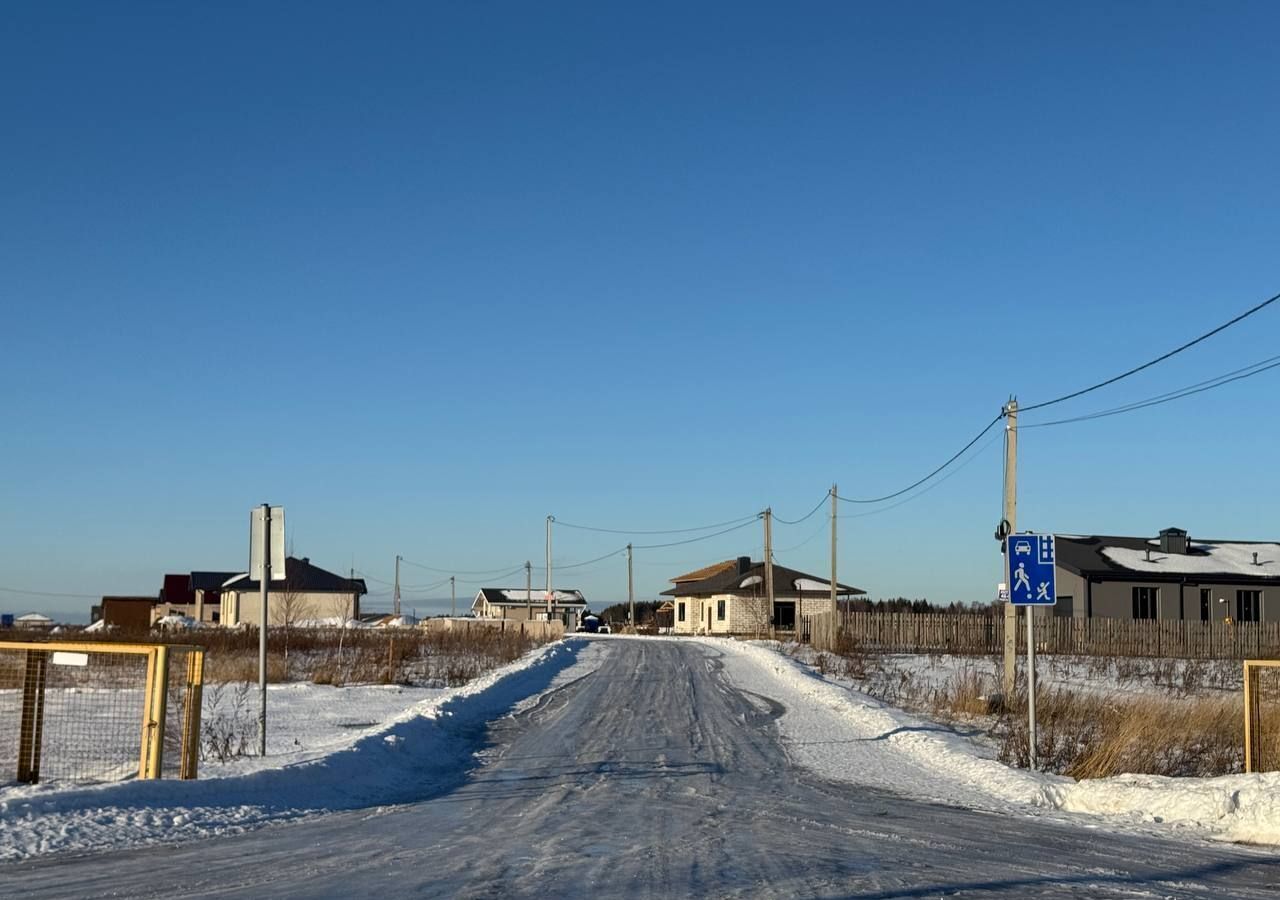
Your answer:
[250,505,286,756]
[1005,533,1055,771]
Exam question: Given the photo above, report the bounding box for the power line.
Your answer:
[838,413,1004,504]
[552,513,760,536]
[0,586,102,599]
[633,517,760,550]
[399,558,525,576]
[1019,289,1280,414]
[775,517,830,553]
[772,493,829,526]
[838,429,1003,521]
[1021,353,1280,429]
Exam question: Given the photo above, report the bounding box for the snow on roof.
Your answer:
[739,575,763,588]
[16,612,52,622]
[1101,542,1280,578]
[492,589,586,604]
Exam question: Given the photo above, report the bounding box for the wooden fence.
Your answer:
[799,610,1280,659]
[422,618,565,642]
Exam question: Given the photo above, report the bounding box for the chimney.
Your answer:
[1159,528,1187,555]
[737,556,752,575]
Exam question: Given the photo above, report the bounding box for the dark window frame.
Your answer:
[1200,588,1211,622]
[1237,590,1261,623]
[717,599,726,621]
[1132,586,1159,620]
[677,602,686,623]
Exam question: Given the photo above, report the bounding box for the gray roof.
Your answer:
[661,559,864,598]
[190,571,241,592]
[223,557,367,594]
[1055,533,1280,584]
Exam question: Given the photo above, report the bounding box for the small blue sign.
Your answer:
[1005,534,1057,606]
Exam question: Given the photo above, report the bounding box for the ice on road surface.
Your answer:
[4,637,1278,899]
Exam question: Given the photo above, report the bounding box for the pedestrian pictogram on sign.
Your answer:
[1005,533,1056,606]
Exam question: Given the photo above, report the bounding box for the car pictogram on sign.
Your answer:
[1013,540,1032,556]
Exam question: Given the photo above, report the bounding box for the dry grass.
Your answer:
[795,641,1274,779]
[68,624,555,687]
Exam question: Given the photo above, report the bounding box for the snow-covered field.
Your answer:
[0,639,602,860]
[714,639,1280,846]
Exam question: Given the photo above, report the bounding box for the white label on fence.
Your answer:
[51,651,89,667]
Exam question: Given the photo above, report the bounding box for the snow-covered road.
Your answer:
[5,638,1279,898]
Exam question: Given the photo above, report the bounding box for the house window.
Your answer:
[677,602,686,623]
[1200,589,1210,622]
[717,599,726,621]
[1132,587,1159,620]
[1237,590,1261,623]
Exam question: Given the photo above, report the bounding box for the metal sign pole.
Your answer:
[1026,605,1036,770]
[258,503,270,757]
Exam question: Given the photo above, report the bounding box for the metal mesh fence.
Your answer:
[0,642,204,786]
[1244,660,1280,773]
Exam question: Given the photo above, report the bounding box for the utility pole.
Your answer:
[394,554,401,619]
[1002,398,1018,701]
[627,543,635,632]
[450,575,456,618]
[525,560,532,618]
[830,484,838,609]
[763,508,774,631]
[258,504,271,757]
[545,516,554,621]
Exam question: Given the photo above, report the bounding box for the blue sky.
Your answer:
[3,2,1279,620]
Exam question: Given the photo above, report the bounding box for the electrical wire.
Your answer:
[839,429,1003,521]
[1019,290,1280,413]
[0,586,101,599]
[837,413,1005,504]
[552,513,760,536]
[775,516,831,553]
[772,493,830,525]
[1020,354,1280,429]
[399,558,528,575]
[633,517,761,550]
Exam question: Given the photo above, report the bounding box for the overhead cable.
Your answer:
[1019,290,1280,413]
[1021,353,1280,429]
[838,413,1005,504]
[552,513,760,536]
[772,493,830,525]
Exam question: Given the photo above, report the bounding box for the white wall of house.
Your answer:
[670,594,839,634]
[220,590,359,626]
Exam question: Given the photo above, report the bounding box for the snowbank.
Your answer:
[0,639,601,860]
[715,639,1280,846]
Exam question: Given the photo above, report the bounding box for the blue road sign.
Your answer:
[1005,533,1056,606]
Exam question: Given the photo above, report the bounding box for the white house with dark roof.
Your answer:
[1054,527,1279,622]
[472,588,588,629]
[661,556,864,635]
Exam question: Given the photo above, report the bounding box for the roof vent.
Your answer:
[737,556,752,575]
[1145,548,1152,562]
[1159,528,1187,555]
[1254,552,1260,566]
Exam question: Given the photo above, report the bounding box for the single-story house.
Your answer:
[158,571,241,623]
[655,600,675,631]
[14,612,56,630]
[472,588,587,629]
[218,557,367,626]
[1054,527,1279,622]
[662,556,865,635]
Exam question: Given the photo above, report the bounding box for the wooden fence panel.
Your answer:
[795,610,1280,659]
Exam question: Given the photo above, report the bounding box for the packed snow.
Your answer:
[4,636,1278,864]
[0,640,602,860]
[713,639,1280,846]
